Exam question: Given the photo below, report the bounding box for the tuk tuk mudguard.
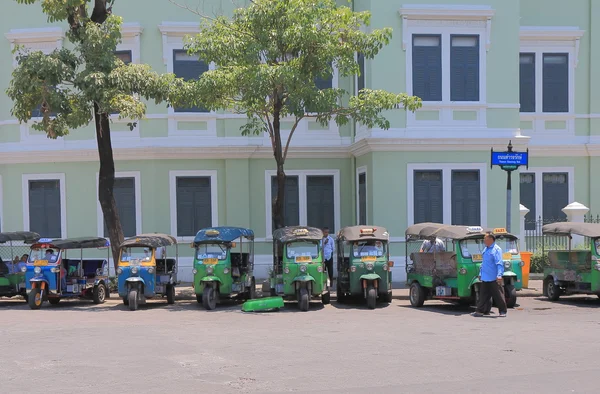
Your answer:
[201,276,222,284]
[292,274,315,283]
[359,273,381,281]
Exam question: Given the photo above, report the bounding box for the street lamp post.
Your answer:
[491,141,529,233]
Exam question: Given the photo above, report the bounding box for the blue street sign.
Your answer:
[491,151,528,167]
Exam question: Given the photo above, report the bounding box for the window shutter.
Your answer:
[519,173,536,230]
[542,173,568,221]
[271,176,300,229]
[173,50,210,113]
[519,53,536,113]
[29,180,61,238]
[413,171,443,223]
[104,178,136,237]
[412,35,442,101]
[543,53,569,113]
[358,173,367,225]
[450,35,480,102]
[115,50,132,64]
[357,53,365,93]
[451,171,480,226]
[176,177,212,236]
[306,176,335,231]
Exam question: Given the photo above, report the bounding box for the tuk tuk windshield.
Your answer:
[196,243,227,260]
[286,241,319,260]
[28,247,59,263]
[594,239,600,255]
[459,238,519,258]
[120,247,153,262]
[352,240,386,258]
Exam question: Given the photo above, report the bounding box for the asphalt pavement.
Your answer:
[1,287,599,393]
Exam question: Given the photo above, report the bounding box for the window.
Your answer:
[357,53,365,93]
[542,173,568,221]
[28,180,62,238]
[115,50,132,64]
[358,172,367,225]
[450,35,479,102]
[306,175,334,230]
[173,50,209,113]
[451,170,481,226]
[175,177,213,237]
[270,176,300,228]
[542,54,569,113]
[103,178,136,237]
[413,171,443,224]
[519,53,536,113]
[412,35,442,101]
[519,173,536,229]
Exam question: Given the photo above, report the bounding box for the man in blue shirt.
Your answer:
[474,232,507,317]
[321,227,335,286]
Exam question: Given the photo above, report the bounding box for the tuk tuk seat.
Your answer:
[231,252,251,271]
[409,251,457,276]
[82,259,107,278]
[547,250,592,272]
[156,258,176,274]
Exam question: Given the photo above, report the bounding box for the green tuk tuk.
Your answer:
[0,232,40,301]
[335,226,393,308]
[269,226,330,311]
[192,227,256,310]
[541,222,600,300]
[405,223,521,309]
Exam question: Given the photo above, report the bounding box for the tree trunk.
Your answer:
[94,102,124,271]
[271,99,286,232]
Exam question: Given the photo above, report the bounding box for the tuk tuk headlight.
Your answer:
[366,263,374,271]
[519,261,525,267]
[192,269,198,275]
[21,266,27,273]
[223,267,230,274]
[595,263,600,271]
[284,267,290,274]
[459,267,467,275]
[206,265,214,274]
[300,265,307,273]
[382,264,388,271]
[34,267,41,274]
[131,266,138,274]
[116,268,123,275]
[350,266,356,273]
[317,265,323,273]
[148,267,155,274]
[504,261,511,269]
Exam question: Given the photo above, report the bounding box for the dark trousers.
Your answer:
[324,258,334,283]
[477,281,507,314]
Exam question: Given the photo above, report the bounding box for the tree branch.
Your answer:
[282,116,303,162]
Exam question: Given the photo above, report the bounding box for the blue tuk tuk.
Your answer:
[25,237,111,309]
[117,233,178,311]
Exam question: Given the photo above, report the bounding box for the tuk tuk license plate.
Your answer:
[361,256,377,262]
[203,258,218,265]
[471,254,483,262]
[33,260,48,266]
[295,256,311,263]
[435,286,452,297]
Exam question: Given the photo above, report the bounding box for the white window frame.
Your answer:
[356,166,368,225]
[158,22,217,137]
[264,170,341,238]
[519,167,575,221]
[22,173,67,239]
[399,5,494,128]
[407,163,488,227]
[95,171,142,238]
[519,27,584,135]
[169,170,218,241]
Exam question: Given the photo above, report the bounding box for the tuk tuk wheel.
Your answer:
[128,289,138,311]
[195,293,202,304]
[122,296,129,306]
[202,286,217,310]
[298,287,309,312]
[545,278,560,301]
[409,282,425,307]
[246,277,256,300]
[48,298,60,305]
[336,283,346,303]
[321,291,331,305]
[505,284,517,308]
[166,285,175,305]
[28,288,42,310]
[366,286,377,309]
[384,291,393,303]
[93,283,107,304]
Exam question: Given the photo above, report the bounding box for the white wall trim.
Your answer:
[168,170,218,242]
[519,167,575,220]
[356,166,368,225]
[264,169,341,239]
[22,173,67,239]
[520,26,584,67]
[95,171,142,238]
[407,163,488,228]
[0,175,3,232]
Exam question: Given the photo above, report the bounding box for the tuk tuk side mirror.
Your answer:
[388,261,394,268]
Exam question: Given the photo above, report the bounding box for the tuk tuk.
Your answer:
[405,224,522,309]
[193,227,256,310]
[0,231,40,301]
[269,226,330,311]
[117,233,178,311]
[335,226,393,308]
[541,222,600,300]
[25,237,111,309]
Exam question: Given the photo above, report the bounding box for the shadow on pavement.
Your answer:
[397,302,475,316]
[329,296,392,311]
[535,296,600,309]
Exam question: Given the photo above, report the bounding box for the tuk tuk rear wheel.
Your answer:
[28,288,42,310]
[128,289,138,311]
[321,291,331,305]
[93,283,107,304]
[545,278,561,301]
[246,277,256,300]
[48,298,60,305]
[195,293,202,304]
[122,297,129,306]
[166,285,175,305]
[384,291,393,303]
[505,284,517,308]
[336,283,346,303]
[409,282,425,307]
[202,286,217,310]
[366,286,377,309]
[298,287,309,311]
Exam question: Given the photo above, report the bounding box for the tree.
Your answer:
[170,0,421,231]
[7,0,173,267]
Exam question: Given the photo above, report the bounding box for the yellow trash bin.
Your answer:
[520,251,533,289]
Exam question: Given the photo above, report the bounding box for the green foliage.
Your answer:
[7,1,173,138]
[530,251,548,274]
[171,0,421,146]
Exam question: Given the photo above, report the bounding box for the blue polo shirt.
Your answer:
[480,243,504,282]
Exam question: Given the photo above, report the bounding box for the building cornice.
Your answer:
[121,22,143,38]
[520,26,585,41]
[5,27,64,44]
[158,21,200,36]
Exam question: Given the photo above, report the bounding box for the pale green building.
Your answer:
[0,1,597,281]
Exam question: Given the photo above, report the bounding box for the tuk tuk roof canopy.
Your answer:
[34,237,110,250]
[405,222,447,239]
[120,234,178,249]
[406,223,518,241]
[337,226,389,241]
[542,222,600,238]
[272,226,323,243]
[193,227,254,244]
[0,231,40,244]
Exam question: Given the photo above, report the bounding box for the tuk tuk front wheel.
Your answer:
[128,289,138,311]
[409,282,426,307]
[28,288,42,310]
[505,284,517,308]
[93,283,107,304]
[545,278,561,301]
[321,291,331,305]
[298,287,309,312]
[202,286,217,310]
[166,285,175,305]
[366,286,377,309]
